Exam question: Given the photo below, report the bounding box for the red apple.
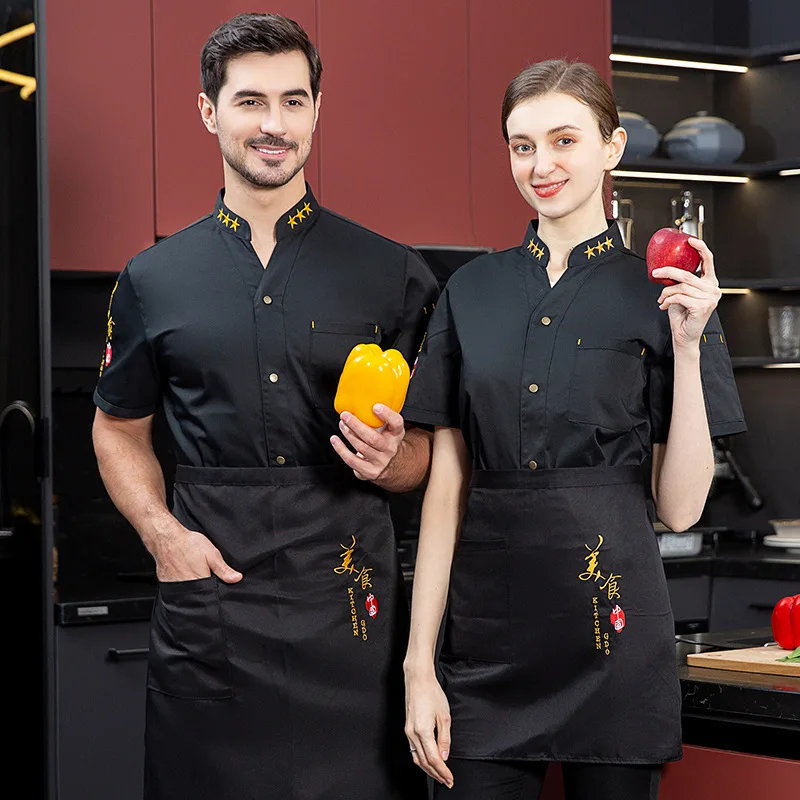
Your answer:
[646,228,702,286]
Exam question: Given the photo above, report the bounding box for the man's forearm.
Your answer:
[373,427,432,493]
[93,420,177,552]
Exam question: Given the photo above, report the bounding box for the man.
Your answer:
[92,13,437,799]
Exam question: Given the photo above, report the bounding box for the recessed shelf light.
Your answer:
[720,288,752,295]
[611,170,749,184]
[764,363,800,369]
[609,54,749,73]
[778,168,800,177]
[780,54,800,62]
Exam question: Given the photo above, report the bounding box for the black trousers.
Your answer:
[433,759,662,800]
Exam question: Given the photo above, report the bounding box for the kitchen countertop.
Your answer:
[676,627,800,758]
[677,629,800,721]
[663,537,800,580]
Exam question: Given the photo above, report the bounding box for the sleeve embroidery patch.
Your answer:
[99,281,118,377]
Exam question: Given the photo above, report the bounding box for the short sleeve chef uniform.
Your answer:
[403,220,746,765]
[95,185,438,800]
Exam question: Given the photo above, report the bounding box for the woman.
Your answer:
[401,60,746,799]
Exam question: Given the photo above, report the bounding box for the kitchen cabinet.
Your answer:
[46,0,155,271]
[316,0,472,246]
[667,575,712,633]
[709,576,795,631]
[55,621,150,800]
[660,744,800,799]
[151,0,319,238]
[468,0,612,250]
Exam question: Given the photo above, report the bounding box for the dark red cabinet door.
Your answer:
[47,0,155,271]
[468,0,612,250]
[316,0,473,246]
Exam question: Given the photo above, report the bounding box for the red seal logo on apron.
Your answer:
[104,342,113,367]
[365,593,379,618]
[610,604,626,632]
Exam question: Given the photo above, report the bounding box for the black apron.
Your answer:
[143,464,425,800]
[440,465,682,765]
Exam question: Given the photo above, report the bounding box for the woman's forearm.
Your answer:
[656,345,714,531]
[404,428,471,677]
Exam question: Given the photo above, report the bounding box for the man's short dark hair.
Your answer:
[201,13,323,104]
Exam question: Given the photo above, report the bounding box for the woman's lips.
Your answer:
[533,180,567,198]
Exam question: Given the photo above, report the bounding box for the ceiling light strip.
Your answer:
[609,54,749,73]
[779,168,800,177]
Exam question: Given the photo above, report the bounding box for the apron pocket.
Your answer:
[567,338,645,432]
[442,540,511,664]
[308,320,381,410]
[147,576,233,699]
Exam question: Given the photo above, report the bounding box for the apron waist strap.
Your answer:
[175,463,352,487]
[470,464,644,491]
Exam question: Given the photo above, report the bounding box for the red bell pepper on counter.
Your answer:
[771,594,800,650]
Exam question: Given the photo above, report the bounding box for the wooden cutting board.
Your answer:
[687,646,800,677]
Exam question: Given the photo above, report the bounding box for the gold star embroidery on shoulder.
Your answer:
[222,212,232,227]
[535,244,545,260]
[217,208,225,222]
[230,217,240,232]
[596,240,606,253]
[604,236,614,250]
[302,202,312,216]
[527,239,536,253]
[585,244,596,259]
[288,213,299,229]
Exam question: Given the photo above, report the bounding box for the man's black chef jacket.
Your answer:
[94,185,439,468]
[403,220,747,471]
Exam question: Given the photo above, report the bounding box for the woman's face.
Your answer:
[506,91,625,222]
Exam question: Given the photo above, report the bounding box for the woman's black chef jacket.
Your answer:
[95,185,438,468]
[404,220,746,469]
[403,219,746,766]
[93,185,439,800]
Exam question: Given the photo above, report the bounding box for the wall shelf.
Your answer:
[614,158,800,180]
[612,34,800,68]
[731,358,800,369]
[720,279,800,291]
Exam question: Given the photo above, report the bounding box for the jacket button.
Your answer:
[528,383,539,393]
[276,456,286,465]
[269,373,279,383]
[541,316,552,326]
[263,295,273,305]
[528,460,538,470]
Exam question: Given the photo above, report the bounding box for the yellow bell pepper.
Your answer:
[334,344,410,427]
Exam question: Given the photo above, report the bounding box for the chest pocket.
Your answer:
[308,320,382,410]
[568,338,646,432]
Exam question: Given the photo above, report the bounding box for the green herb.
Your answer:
[778,646,800,663]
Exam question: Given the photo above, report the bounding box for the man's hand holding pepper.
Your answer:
[330,404,405,482]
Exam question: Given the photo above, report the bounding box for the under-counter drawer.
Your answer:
[709,577,799,632]
[56,621,150,800]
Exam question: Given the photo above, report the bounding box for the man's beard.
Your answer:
[221,133,311,189]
